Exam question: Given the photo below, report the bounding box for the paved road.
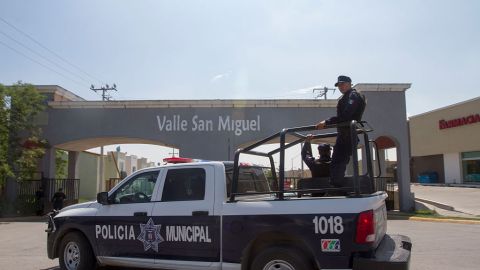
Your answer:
[1,220,479,270]
[411,184,480,216]
[388,220,480,270]
[0,221,58,270]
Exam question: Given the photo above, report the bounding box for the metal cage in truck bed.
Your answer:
[229,120,383,202]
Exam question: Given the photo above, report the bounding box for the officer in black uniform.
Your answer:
[51,188,66,210]
[301,134,331,178]
[316,75,366,187]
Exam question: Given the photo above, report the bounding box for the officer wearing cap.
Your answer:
[301,134,331,178]
[316,75,366,187]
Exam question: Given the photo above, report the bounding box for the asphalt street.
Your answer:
[0,220,479,270]
[388,220,480,270]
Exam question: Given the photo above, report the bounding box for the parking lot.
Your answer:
[1,219,479,270]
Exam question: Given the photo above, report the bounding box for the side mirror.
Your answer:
[97,192,110,205]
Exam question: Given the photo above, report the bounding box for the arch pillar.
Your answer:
[374,135,413,212]
[67,151,79,179]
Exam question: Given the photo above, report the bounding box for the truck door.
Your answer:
[151,165,219,268]
[95,169,160,261]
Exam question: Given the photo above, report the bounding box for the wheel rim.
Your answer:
[64,241,81,270]
[263,260,295,270]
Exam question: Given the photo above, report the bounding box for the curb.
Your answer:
[0,216,47,223]
[408,216,480,225]
[415,198,455,211]
[388,214,480,225]
[413,183,480,189]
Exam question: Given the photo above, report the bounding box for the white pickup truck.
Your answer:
[46,122,412,270]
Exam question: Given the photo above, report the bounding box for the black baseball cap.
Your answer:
[335,75,352,87]
[318,143,331,151]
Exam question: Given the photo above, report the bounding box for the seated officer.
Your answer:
[301,134,331,178]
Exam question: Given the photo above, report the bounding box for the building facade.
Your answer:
[409,97,480,184]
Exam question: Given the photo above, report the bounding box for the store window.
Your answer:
[462,151,480,183]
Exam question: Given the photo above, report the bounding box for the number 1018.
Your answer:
[313,216,344,235]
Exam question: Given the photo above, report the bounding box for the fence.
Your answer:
[43,178,80,202]
[1,177,80,216]
[374,177,396,210]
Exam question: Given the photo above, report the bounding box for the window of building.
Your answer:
[162,168,206,201]
[462,151,480,183]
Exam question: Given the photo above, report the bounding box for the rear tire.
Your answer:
[59,232,96,270]
[251,246,312,270]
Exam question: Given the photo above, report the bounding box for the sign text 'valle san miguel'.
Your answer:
[156,114,261,136]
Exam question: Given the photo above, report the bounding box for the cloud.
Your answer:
[210,72,231,83]
[289,85,324,94]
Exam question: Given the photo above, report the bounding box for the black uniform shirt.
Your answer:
[301,142,331,178]
[325,89,366,140]
[325,88,365,127]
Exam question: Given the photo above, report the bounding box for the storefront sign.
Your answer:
[439,113,480,130]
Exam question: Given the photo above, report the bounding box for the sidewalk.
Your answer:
[0,216,47,223]
[411,184,480,216]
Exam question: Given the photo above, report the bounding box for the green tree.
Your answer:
[55,149,68,179]
[0,82,46,186]
[0,85,12,187]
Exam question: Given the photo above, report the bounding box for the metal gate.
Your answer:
[374,177,396,210]
[2,177,80,216]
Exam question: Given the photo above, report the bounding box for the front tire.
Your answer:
[251,246,312,270]
[59,232,96,270]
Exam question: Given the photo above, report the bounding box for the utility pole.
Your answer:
[313,86,336,100]
[90,83,117,101]
[91,83,117,192]
[169,148,178,157]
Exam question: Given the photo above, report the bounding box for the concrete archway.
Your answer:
[37,83,415,211]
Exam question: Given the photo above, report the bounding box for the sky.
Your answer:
[1,0,479,166]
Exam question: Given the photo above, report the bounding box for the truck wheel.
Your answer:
[59,232,96,270]
[251,246,312,270]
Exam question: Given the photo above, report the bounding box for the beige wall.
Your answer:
[409,97,480,157]
[77,151,100,200]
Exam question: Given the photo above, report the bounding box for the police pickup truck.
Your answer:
[46,121,412,270]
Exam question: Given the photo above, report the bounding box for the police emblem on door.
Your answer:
[137,218,164,252]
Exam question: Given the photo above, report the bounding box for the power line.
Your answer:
[0,16,104,84]
[0,29,92,85]
[0,39,89,88]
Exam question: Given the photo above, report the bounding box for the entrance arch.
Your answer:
[37,83,414,211]
[55,137,176,152]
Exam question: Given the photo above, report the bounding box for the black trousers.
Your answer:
[330,135,356,186]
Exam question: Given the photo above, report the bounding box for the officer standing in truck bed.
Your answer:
[316,75,366,187]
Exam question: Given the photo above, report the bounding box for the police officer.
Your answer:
[301,134,331,178]
[316,75,366,187]
[51,188,66,210]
